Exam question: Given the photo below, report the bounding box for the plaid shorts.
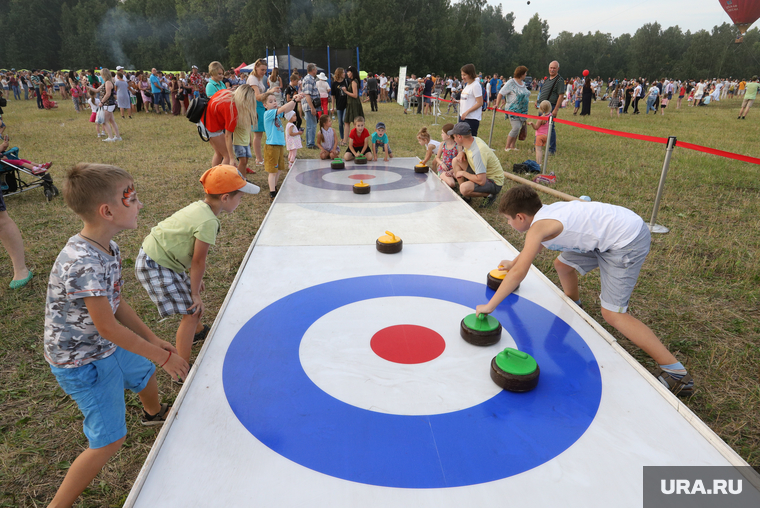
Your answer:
[135,248,193,319]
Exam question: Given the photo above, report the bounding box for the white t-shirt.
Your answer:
[533,201,644,254]
[460,81,483,121]
[247,74,266,94]
[88,98,101,112]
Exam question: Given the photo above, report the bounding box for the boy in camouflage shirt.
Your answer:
[44,163,188,507]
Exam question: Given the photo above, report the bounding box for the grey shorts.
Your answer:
[557,223,650,313]
[198,120,224,138]
[466,167,502,195]
[135,248,193,319]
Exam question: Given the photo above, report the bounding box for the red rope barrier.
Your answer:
[421,95,760,165]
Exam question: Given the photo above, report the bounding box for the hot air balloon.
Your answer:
[720,0,760,36]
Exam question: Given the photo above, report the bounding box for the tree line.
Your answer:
[2,0,759,80]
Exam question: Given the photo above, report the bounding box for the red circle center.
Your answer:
[370,325,446,364]
[348,174,376,180]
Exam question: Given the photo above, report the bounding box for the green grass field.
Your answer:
[1,93,758,507]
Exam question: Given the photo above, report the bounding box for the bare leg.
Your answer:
[601,308,677,365]
[252,132,264,163]
[48,437,125,508]
[535,145,543,165]
[554,257,579,301]
[137,372,161,416]
[268,171,280,192]
[0,211,30,281]
[176,311,202,362]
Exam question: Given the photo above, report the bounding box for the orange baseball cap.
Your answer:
[199,165,260,195]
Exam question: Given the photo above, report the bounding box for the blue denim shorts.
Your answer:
[557,223,650,313]
[234,144,252,158]
[50,348,155,448]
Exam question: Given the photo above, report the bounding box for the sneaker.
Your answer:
[245,167,255,174]
[270,190,277,200]
[142,403,170,426]
[461,196,472,204]
[102,137,114,142]
[193,324,210,343]
[113,136,122,141]
[482,194,498,208]
[97,133,102,137]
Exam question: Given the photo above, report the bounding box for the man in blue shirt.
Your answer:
[149,68,165,114]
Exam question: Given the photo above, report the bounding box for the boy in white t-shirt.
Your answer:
[476,185,694,397]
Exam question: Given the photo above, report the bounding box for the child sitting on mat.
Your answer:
[476,185,694,397]
[416,126,440,171]
[45,163,189,507]
[316,114,338,160]
[136,165,260,364]
[371,122,393,162]
[433,123,457,188]
[344,116,373,161]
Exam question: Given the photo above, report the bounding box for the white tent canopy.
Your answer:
[240,56,324,73]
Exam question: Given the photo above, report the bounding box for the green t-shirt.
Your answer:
[142,201,220,273]
[463,136,505,187]
[744,81,759,101]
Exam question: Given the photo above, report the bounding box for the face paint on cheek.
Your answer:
[122,184,136,207]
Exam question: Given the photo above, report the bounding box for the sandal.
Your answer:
[193,324,210,343]
[142,403,170,426]
[10,270,33,289]
[653,368,694,397]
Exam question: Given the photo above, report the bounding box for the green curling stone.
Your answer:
[460,313,502,346]
[490,347,540,392]
[331,158,345,170]
[354,154,368,165]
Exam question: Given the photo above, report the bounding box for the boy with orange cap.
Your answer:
[136,165,259,364]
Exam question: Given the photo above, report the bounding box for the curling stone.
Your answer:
[486,268,519,291]
[490,347,540,392]
[353,180,370,194]
[354,154,368,165]
[376,231,402,254]
[414,162,429,173]
[331,158,345,170]
[460,312,502,346]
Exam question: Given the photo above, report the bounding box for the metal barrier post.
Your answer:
[649,136,677,234]
[541,116,553,174]
[487,104,497,147]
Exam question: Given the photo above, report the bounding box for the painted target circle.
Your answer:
[295,166,427,191]
[223,275,602,488]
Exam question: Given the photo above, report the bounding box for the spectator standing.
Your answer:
[535,61,565,155]
[300,63,321,149]
[316,72,331,119]
[31,70,44,109]
[738,75,759,119]
[458,64,483,136]
[497,65,530,152]
[246,58,272,165]
[342,66,364,143]
[366,73,379,112]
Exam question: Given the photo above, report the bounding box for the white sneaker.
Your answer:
[97,133,102,137]
[113,136,122,141]
[102,137,114,142]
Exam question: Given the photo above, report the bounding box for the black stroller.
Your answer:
[0,146,59,201]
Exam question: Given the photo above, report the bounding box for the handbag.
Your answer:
[518,123,527,141]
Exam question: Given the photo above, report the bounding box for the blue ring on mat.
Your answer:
[295,166,426,191]
[223,274,602,488]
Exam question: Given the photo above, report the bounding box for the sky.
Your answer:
[500,0,736,38]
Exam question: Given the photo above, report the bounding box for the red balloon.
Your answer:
[583,69,589,77]
[720,0,760,35]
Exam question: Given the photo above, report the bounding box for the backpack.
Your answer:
[186,95,208,123]
[186,95,210,142]
[523,160,541,173]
